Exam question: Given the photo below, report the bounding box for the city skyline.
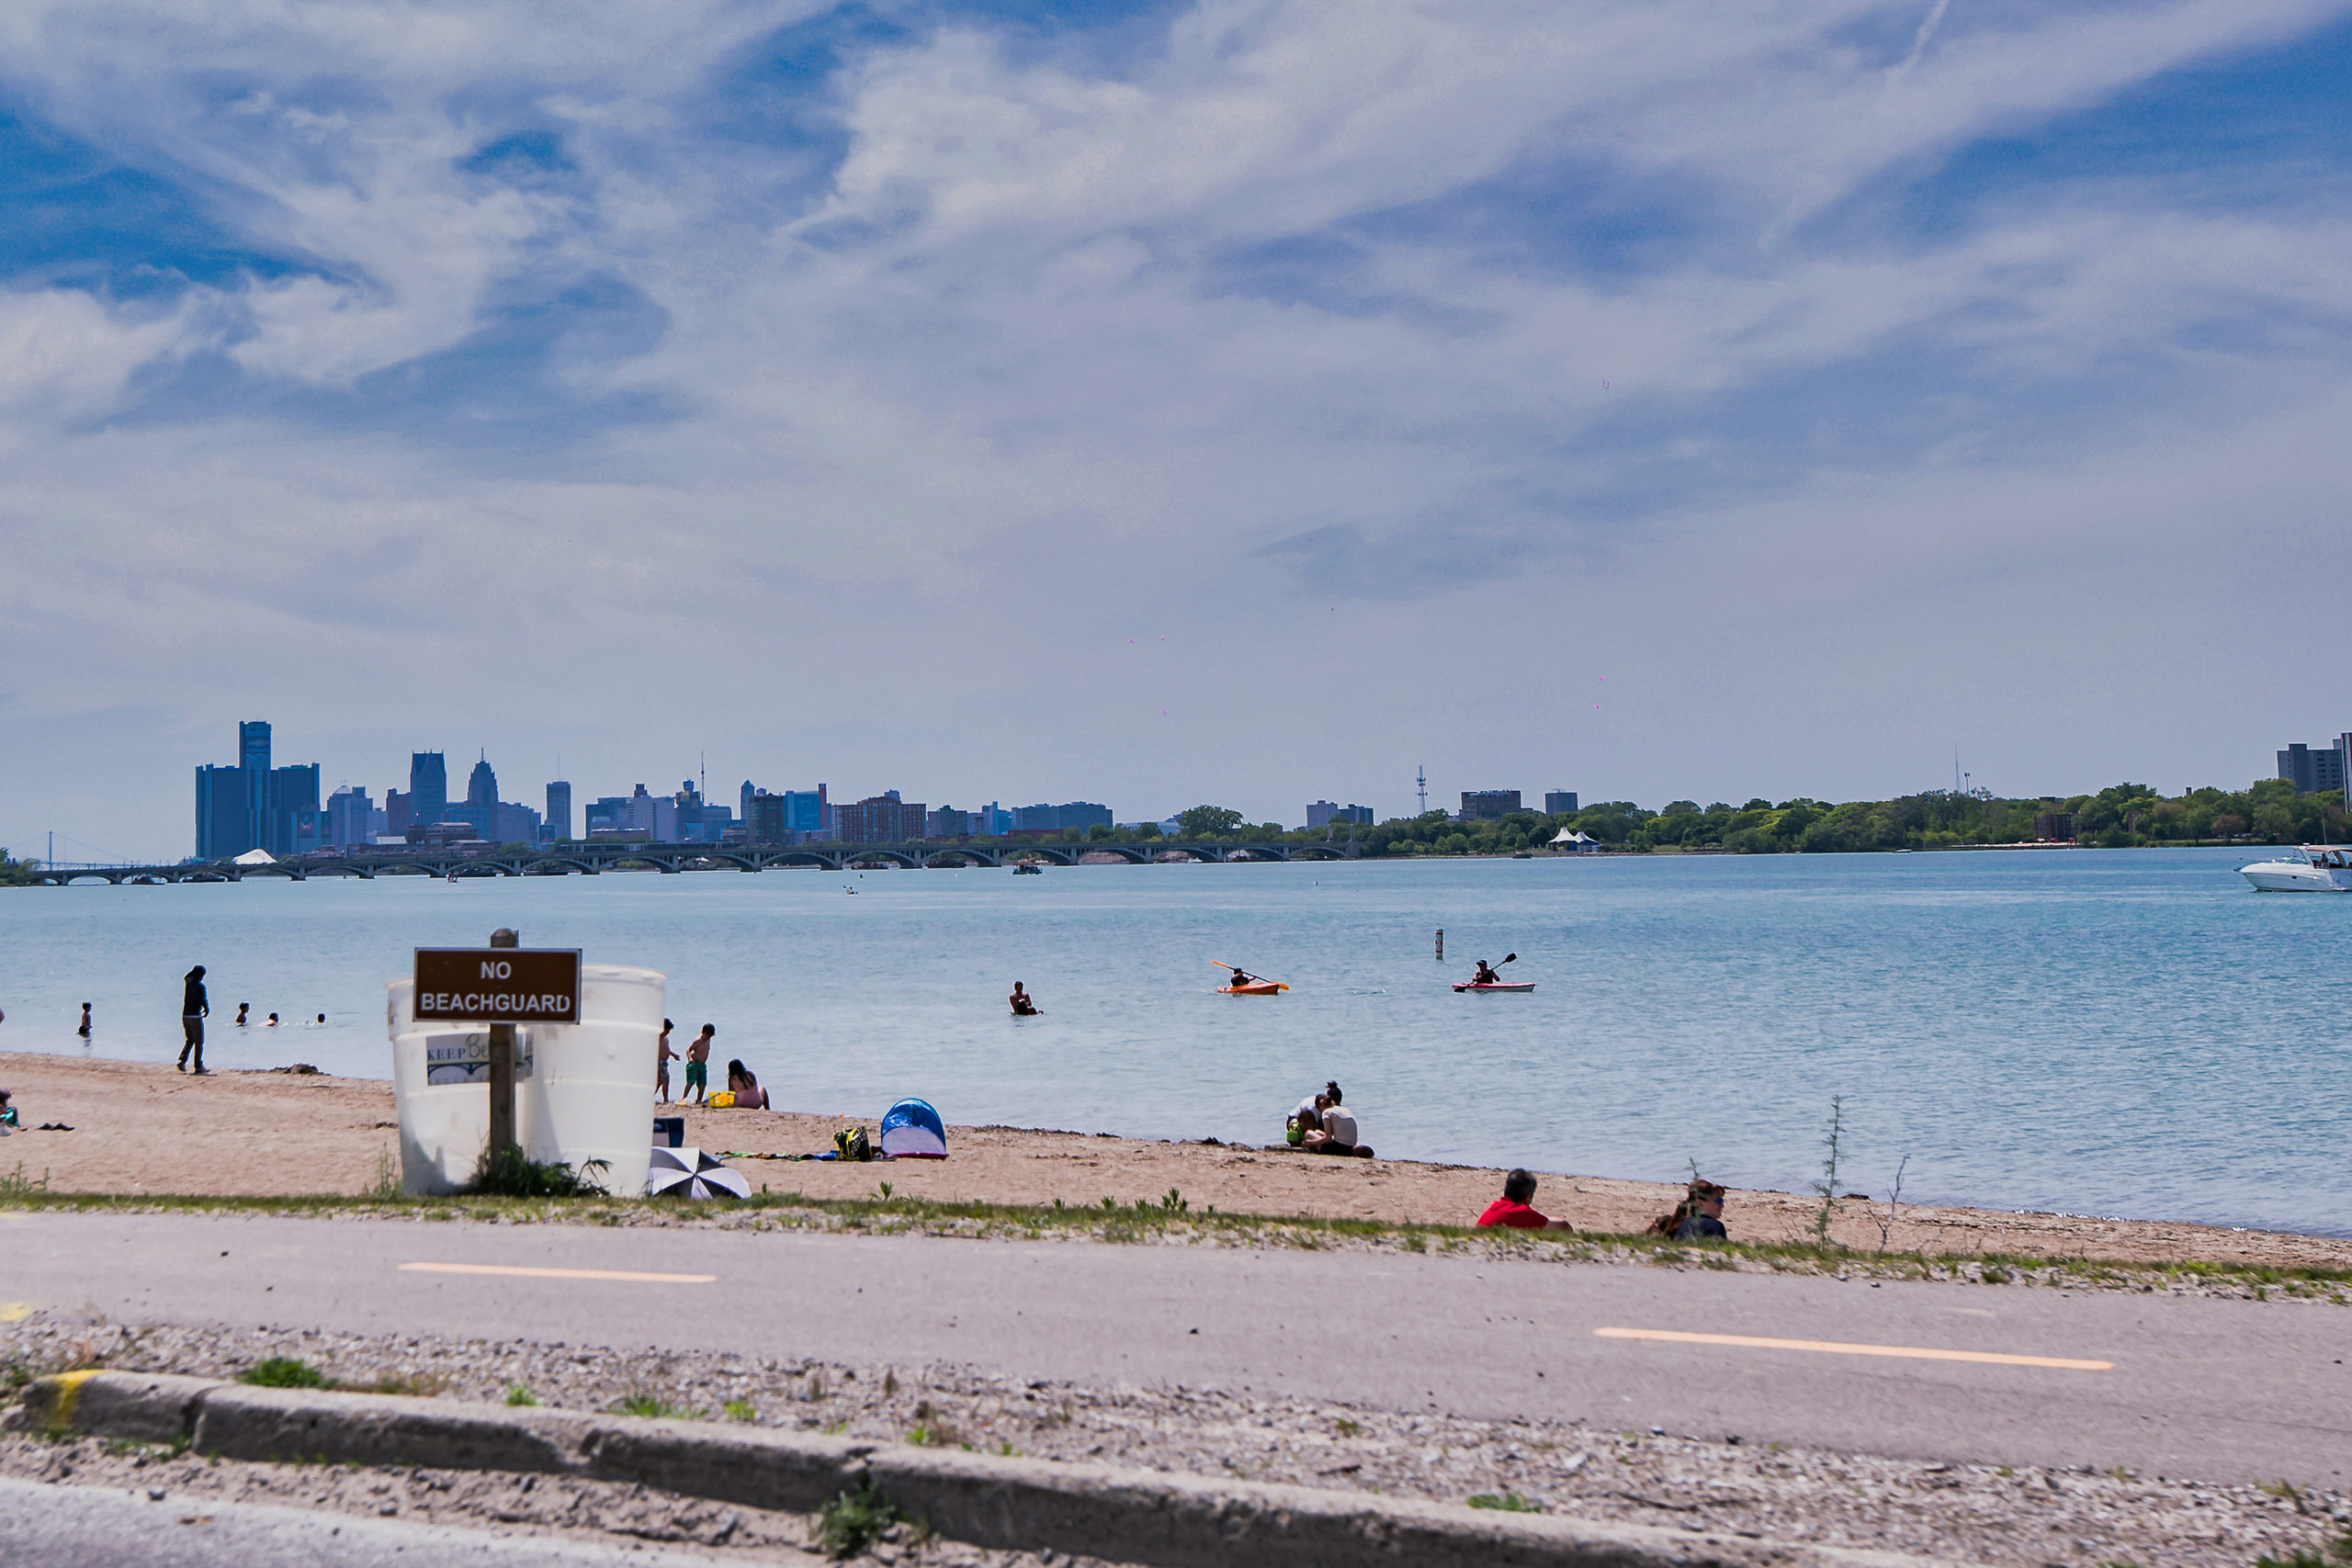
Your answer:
[6,4,2352,863]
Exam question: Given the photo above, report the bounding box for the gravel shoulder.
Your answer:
[6,1314,2347,1568]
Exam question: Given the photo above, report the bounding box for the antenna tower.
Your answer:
[1417,765,1428,815]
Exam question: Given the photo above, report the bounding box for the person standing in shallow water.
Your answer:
[177,966,209,1074]
[77,1003,92,1038]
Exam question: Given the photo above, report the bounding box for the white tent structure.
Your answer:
[232,848,277,864]
[1549,829,1600,853]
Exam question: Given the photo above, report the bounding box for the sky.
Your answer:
[5,0,2352,863]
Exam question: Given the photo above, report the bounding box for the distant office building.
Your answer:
[546,782,572,841]
[193,721,322,858]
[1459,790,1522,821]
[1012,804,1057,832]
[583,795,632,836]
[410,753,448,827]
[739,780,756,826]
[836,795,926,844]
[1057,802,1112,833]
[928,807,973,839]
[493,802,542,844]
[1306,801,1375,829]
[1544,791,1578,815]
[454,755,500,840]
[2034,812,2076,842]
[745,786,827,842]
[2279,740,2349,795]
[385,788,413,835]
[326,786,375,848]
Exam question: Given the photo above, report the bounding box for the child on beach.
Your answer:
[684,1024,714,1105]
[1476,1168,1573,1232]
[0,1089,17,1131]
[656,1020,676,1103]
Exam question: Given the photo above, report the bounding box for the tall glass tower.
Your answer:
[410,752,447,826]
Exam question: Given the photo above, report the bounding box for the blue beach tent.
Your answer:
[878,1098,947,1158]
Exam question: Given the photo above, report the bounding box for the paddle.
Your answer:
[1209,959,1291,992]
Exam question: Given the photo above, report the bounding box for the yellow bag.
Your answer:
[707,1090,736,1109]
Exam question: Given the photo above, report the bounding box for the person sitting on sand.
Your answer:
[1472,959,1501,986]
[1010,981,1038,1016]
[0,1088,17,1131]
[725,1059,768,1110]
[1648,1180,1729,1241]
[1296,1081,1373,1157]
[1476,1168,1573,1232]
[685,1024,714,1105]
[656,1020,676,1104]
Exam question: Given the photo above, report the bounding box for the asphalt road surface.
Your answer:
[0,1473,771,1567]
[6,1212,2346,1487]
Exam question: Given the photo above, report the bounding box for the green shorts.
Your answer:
[684,1062,707,1089]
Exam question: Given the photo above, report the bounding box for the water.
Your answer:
[2,850,2345,1234]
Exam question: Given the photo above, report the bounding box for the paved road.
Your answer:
[6,1212,2347,1487]
[0,1473,770,1567]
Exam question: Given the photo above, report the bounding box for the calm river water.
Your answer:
[2,849,2343,1234]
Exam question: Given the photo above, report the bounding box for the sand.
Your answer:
[2,1052,2346,1270]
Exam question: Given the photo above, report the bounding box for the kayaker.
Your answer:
[1227,966,1259,989]
[1472,958,1501,986]
[1010,981,1039,1016]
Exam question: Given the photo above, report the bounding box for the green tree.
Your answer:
[1176,806,1245,839]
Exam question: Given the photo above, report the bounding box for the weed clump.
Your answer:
[818,1477,904,1559]
[239,1357,326,1389]
[467,1145,610,1198]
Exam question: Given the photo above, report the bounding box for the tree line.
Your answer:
[1128,781,2343,856]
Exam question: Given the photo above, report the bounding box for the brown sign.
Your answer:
[413,948,582,1023]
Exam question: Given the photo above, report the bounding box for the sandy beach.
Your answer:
[3,1051,2346,1270]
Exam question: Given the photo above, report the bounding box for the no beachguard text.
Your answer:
[412,949,582,1024]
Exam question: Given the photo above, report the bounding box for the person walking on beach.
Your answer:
[684,1024,714,1105]
[177,965,209,1074]
[656,1020,676,1103]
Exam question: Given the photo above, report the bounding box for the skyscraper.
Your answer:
[194,721,320,859]
[546,781,572,841]
[239,721,270,773]
[411,752,448,826]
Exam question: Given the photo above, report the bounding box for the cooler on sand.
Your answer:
[387,964,665,1196]
[878,1098,948,1158]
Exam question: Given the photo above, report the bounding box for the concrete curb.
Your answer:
[9,1372,1951,1568]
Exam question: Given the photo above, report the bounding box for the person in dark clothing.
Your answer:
[1647,1179,1728,1241]
[178,966,209,1074]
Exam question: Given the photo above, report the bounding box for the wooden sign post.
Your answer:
[413,935,582,1162]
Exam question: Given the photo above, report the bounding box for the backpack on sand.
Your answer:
[833,1124,872,1162]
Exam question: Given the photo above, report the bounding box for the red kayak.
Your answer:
[1453,981,1535,993]
[1219,981,1286,995]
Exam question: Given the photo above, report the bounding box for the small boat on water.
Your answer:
[1219,980,1284,995]
[2240,845,2352,892]
[1453,981,1536,993]
[1012,862,1043,874]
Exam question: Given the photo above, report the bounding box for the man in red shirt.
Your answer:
[1476,1168,1573,1232]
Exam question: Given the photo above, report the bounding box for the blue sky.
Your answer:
[4,0,2352,860]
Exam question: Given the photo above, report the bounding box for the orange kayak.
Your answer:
[1218,981,1285,995]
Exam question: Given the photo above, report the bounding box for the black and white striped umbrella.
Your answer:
[646,1145,750,1200]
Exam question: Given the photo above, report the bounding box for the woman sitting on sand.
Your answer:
[1297,1081,1372,1157]
[1647,1180,1729,1241]
[724,1059,768,1111]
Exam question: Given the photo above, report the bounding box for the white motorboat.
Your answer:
[2240,845,2352,892]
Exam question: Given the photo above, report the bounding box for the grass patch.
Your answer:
[504,1385,537,1407]
[724,1398,757,1422]
[1,1184,2343,1296]
[2258,1528,2352,1567]
[467,1145,611,1199]
[817,1477,904,1560]
[239,1357,327,1390]
[608,1393,697,1420]
[1468,1491,1542,1512]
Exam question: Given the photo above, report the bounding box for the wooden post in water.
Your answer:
[487,928,519,1159]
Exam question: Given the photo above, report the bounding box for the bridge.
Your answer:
[19,838,1360,886]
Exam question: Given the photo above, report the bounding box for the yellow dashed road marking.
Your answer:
[1593,1326,2111,1371]
[400,1262,715,1284]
